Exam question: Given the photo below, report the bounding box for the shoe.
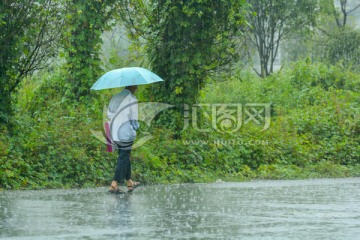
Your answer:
[108,186,125,194]
[127,182,140,193]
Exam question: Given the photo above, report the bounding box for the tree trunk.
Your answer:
[0,86,13,130]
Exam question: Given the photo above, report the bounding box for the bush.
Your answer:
[1,70,116,189]
[198,61,360,169]
[1,60,359,189]
[325,28,360,72]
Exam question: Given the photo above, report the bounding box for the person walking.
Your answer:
[107,85,140,194]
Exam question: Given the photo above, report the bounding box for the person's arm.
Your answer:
[130,96,139,130]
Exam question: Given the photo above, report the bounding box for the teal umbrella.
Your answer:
[90,67,164,90]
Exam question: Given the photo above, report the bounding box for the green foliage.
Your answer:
[1,0,360,190]
[201,61,360,169]
[0,70,115,189]
[311,1,360,71]
[100,26,143,71]
[120,0,247,130]
[62,0,119,101]
[324,28,360,71]
[1,61,360,190]
[246,0,317,77]
[0,0,62,127]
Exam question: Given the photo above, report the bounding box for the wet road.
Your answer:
[1,178,360,239]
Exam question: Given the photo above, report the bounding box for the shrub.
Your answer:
[1,60,359,189]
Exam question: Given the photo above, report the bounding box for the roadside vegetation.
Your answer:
[1,0,359,189]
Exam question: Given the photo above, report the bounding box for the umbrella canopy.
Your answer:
[91,67,164,90]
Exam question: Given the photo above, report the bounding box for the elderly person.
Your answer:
[108,85,140,193]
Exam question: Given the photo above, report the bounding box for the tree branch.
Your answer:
[346,4,360,14]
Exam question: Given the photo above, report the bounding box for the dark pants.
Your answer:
[113,149,131,183]
[113,142,133,183]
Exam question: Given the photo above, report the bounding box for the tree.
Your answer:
[62,0,120,101]
[333,0,360,28]
[119,0,246,129]
[0,0,62,129]
[317,0,360,30]
[246,0,317,77]
[314,0,360,69]
[325,29,360,68]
